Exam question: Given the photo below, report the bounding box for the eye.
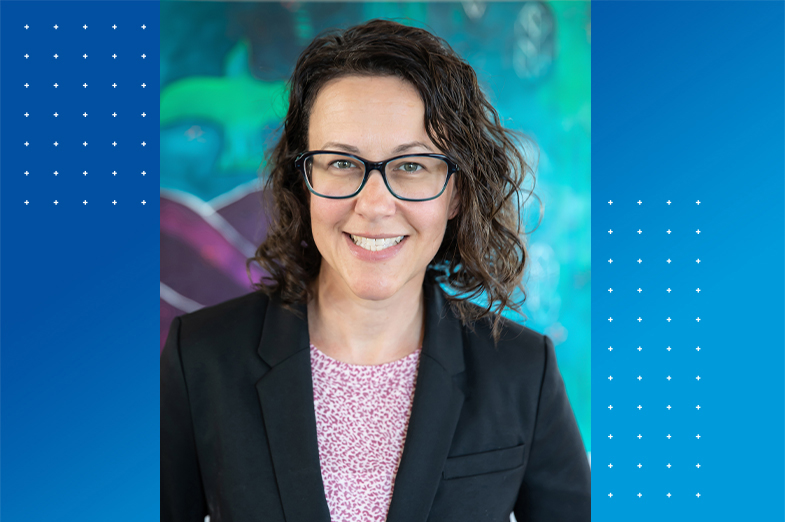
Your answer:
[331,160,357,169]
[398,162,423,172]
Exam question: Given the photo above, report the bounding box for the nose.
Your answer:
[354,168,396,217]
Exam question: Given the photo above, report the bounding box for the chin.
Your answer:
[346,277,402,302]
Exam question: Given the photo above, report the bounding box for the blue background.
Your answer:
[593,1,784,519]
[0,2,159,520]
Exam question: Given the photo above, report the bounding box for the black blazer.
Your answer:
[161,280,591,522]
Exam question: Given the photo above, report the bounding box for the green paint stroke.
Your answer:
[160,39,288,172]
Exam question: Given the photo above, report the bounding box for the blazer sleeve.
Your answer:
[513,334,591,521]
[161,316,209,522]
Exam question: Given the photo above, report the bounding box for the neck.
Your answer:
[307,269,426,366]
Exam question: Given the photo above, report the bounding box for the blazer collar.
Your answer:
[419,278,465,375]
[255,292,329,521]
[386,279,466,522]
[256,279,466,522]
[257,292,309,367]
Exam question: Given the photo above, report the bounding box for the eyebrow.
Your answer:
[320,141,435,155]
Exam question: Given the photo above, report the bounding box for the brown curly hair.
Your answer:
[246,18,541,343]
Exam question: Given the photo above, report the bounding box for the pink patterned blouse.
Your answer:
[309,343,421,522]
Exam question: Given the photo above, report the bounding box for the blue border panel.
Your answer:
[0,2,159,520]
[594,2,784,520]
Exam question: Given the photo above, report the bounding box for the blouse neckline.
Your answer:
[309,343,421,369]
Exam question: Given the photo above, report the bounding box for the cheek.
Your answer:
[309,206,328,246]
[410,205,451,241]
[310,200,347,240]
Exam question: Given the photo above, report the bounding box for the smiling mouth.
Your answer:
[349,234,406,252]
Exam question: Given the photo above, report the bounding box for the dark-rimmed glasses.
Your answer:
[295,151,459,202]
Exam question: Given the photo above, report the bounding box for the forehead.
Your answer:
[307,75,431,150]
[313,74,422,111]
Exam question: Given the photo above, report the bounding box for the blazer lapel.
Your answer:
[386,281,466,522]
[255,294,331,522]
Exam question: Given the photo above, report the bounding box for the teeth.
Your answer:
[350,234,405,252]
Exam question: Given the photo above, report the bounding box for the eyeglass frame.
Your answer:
[294,150,460,202]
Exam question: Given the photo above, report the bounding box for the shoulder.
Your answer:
[440,300,571,447]
[177,291,270,335]
[167,291,272,365]
[449,300,553,387]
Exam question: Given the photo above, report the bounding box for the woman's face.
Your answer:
[307,75,460,302]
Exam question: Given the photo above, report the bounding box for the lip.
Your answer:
[344,232,408,262]
[346,232,407,239]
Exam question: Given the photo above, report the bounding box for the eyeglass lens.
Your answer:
[304,153,449,200]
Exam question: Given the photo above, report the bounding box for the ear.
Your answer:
[447,186,460,220]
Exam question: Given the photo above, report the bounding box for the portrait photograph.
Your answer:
[159,2,591,521]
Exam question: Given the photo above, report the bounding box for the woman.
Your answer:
[161,19,590,522]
